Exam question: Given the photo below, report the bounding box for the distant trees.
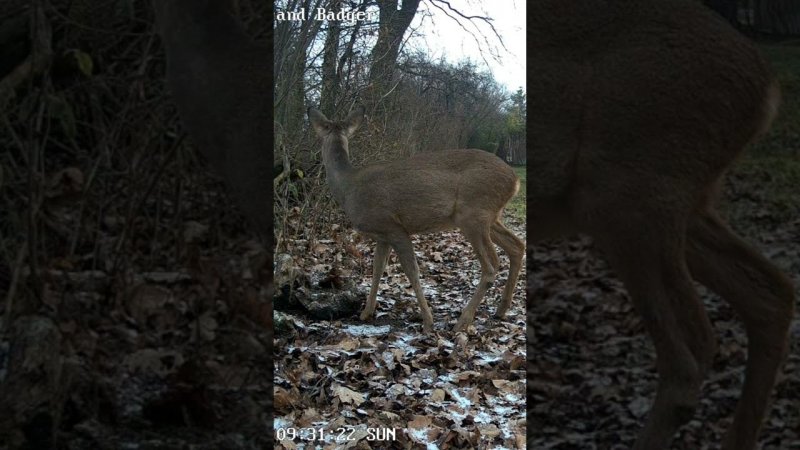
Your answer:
[751,0,800,35]
[395,56,511,155]
[273,0,524,247]
[705,0,800,35]
[273,0,523,160]
[273,0,524,225]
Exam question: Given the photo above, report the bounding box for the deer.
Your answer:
[307,107,525,333]
[530,0,795,449]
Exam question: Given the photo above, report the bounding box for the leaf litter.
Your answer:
[526,168,800,449]
[274,217,527,449]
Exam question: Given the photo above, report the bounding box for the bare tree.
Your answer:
[753,0,800,35]
[274,0,325,142]
[367,0,420,100]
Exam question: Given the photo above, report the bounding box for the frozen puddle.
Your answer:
[343,324,392,336]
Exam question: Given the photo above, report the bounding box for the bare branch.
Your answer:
[0,3,52,106]
[425,0,507,65]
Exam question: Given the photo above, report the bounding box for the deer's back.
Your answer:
[343,149,517,236]
[529,0,776,203]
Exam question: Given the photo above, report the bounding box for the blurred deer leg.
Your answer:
[361,241,391,321]
[687,211,794,450]
[454,228,498,332]
[391,236,434,332]
[490,220,525,318]
[594,212,716,450]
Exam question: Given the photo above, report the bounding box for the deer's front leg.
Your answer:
[592,210,716,450]
[361,241,391,321]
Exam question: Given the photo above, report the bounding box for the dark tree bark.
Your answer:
[320,1,341,116]
[274,0,323,143]
[367,0,420,104]
[706,0,739,27]
[336,0,368,111]
[754,0,800,35]
[496,136,509,162]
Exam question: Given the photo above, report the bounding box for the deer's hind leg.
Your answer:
[686,210,794,450]
[490,220,525,318]
[454,221,499,332]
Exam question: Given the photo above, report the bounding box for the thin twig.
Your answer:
[2,245,28,337]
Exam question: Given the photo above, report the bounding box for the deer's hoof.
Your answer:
[453,316,472,332]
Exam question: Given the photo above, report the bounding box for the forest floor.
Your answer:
[526,42,800,449]
[526,203,799,449]
[274,208,527,449]
[4,42,797,450]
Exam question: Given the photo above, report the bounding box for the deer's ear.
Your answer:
[308,108,330,136]
[344,106,365,136]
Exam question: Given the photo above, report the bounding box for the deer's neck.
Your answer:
[321,137,356,204]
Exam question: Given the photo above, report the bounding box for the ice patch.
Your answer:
[274,416,290,429]
[408,428,438,450]
[449,388,472,409]
[391,332,419,354]
[343,324,391,336]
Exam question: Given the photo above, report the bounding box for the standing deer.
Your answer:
[308,107,525,333]
[530,0,795,449]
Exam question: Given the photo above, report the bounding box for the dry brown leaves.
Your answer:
[274,218,527,449]
[526,212,800,448]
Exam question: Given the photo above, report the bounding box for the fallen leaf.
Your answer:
[333,384,366,405]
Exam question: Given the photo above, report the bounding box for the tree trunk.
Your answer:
[706,0,739,27]
[754,0,800,35]
[274,0,323,131]
[274,0,324,166]
[337,0,368,109]
[367,0,420,106]
[496,136,509,162]
[320,0,341,116]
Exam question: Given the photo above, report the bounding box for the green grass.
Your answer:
[502,46,797,227]
[725,154,800,226]
[752,44,800,157]
[506,166,526,220]
[722,44,800,226]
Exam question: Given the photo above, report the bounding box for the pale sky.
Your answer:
[407,0,526,93]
